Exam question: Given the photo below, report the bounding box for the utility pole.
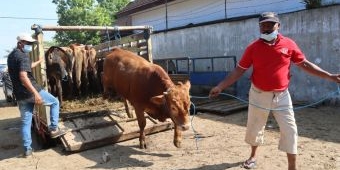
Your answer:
[165,0,168,30]
[225,0,227,19]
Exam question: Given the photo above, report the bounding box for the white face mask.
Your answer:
[23,44,32,53]
[260,30,278,42]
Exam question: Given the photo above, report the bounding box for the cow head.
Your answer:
[150,80,191,148]
[151,81,191,130]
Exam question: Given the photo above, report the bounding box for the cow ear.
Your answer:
[183,80,191,90]
[150,95,165,105]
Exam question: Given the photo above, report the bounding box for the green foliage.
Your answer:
[43,40,58,48]
[52,0,130,46]
[302,0,322,9]
[97,0,131,21]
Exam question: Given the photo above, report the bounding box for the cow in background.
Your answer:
[96,58,104,93]
[85,45,100,93]
[102,48,191,149]
[69,44,87,96]
[44,46,73,105]
[60,46,75,97]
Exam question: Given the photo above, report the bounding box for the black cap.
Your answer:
[259,12,280,23]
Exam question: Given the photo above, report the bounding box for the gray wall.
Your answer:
[151,5,340,105]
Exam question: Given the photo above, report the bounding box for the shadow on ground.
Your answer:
[194,104,340,144]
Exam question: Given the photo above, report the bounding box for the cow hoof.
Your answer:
[174,140,181,148]
[139,142,147,149]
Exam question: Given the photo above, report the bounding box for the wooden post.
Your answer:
[35,32,48,89]
[32,31,50,127]
[31,25,152,32]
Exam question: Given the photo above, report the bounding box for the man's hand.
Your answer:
[31,57,44,68]
[209,86,222,98]
[331,74,340,84]
[34,93,43,105]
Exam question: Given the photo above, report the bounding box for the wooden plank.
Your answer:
[195,99,248,115]
[93,33,149,60]
[137,41,147,48]
[197,101,229,109]
[94,33,145,52]
[196,100,246,110]
[217,100,244,110]
[63,121,172,152]
[59,114,173,152]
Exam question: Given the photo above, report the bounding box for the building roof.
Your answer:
[117,0,175,17]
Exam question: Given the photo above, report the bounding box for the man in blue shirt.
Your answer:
[7,33,67,157]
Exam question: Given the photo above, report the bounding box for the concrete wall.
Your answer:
[151,5,340,105]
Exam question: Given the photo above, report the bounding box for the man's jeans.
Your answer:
[18,90,60,151]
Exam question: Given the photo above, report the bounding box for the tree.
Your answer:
[43,40,58,48]
[97,0,131,21]
[302,0,322,9]
[52,0,130,46]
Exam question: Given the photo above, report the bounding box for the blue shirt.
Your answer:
[7,49,42,102]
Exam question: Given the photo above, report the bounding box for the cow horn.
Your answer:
[163,92,168,95]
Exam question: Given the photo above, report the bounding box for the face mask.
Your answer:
[23,44,32,53]
[260,30,278,42]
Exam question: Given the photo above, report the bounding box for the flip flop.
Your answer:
[243,159,256,169]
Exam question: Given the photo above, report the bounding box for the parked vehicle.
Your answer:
[0,63,7,87]
[2,71,16,105]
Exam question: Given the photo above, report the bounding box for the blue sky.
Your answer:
[0,1,58,63]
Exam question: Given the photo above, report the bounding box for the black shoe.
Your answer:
[24,149,33,157]
[50,128,68,138]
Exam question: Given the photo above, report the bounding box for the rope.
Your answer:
[189,102,199,150]
[189,85,340,149]
[190,85,340,111]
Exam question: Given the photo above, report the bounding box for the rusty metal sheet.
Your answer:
[59,110,173,152]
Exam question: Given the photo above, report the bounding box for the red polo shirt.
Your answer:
[238,34,306,91]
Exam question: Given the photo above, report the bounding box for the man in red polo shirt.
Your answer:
[209,12,340,170]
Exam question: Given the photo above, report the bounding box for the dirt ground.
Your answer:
[0,86,339,170]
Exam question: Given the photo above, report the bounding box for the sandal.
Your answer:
[243,159,256,169]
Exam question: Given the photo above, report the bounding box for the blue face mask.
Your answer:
[260,30,278,42]
[23,44,32,53]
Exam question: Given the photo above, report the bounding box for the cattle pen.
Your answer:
[29,25,175,152]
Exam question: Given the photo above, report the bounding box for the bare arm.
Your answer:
[296,60,340,83]
[19,71,43,104]
[31,58,43,68]
[209,66,246,97]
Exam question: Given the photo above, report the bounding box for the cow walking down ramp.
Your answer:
[102,48,191,149]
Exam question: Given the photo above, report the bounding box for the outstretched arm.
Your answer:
[296,60,340,83]
[209,66,246,98]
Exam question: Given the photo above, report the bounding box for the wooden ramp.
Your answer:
[193,98,248,115]
[58,110,173,152]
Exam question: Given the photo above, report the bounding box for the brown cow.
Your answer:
[45,46,73,105]
[69,44,87,96]
[85,45,100,93]
[102,48,191,149]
